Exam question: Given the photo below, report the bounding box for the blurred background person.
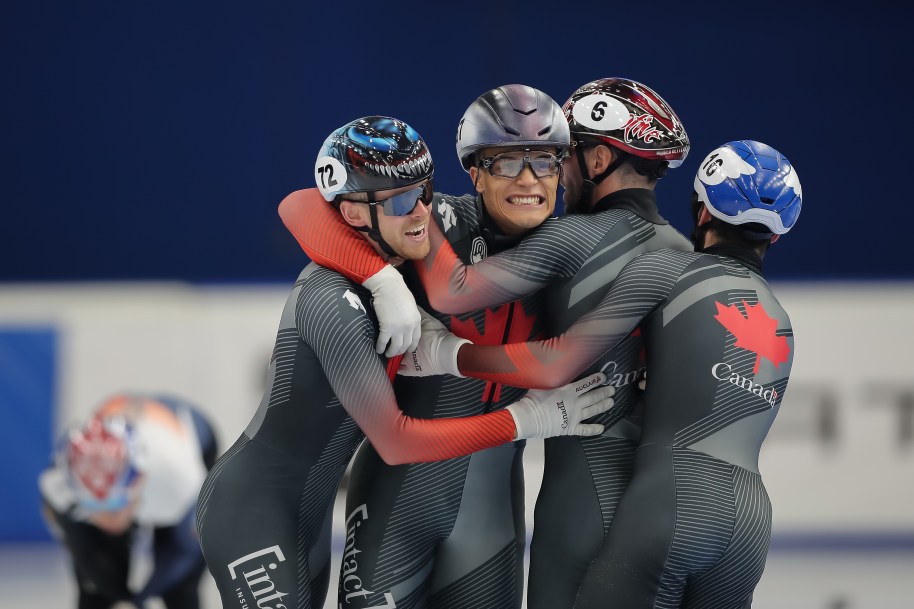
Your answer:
[38,394,218,609]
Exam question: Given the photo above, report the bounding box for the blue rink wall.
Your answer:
[4,3,914,287]
[0,327,55,542]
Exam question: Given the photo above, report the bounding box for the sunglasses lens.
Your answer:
[381,183,432,216]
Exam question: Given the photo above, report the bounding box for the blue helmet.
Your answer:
[694,140,802,235]
[315,116,434,202]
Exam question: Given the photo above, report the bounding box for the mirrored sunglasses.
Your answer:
[371,180,434,216]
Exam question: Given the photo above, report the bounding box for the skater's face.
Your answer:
[470,146,561,234]
[340,179,434,261]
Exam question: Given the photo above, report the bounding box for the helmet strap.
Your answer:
[690,222,711,251]
[570,144,627,212]
[568,145,593,213]
[690,197,712,250]
[366,203,400,259]
[630,156,669,180]
[593,147,629,185]
[739,226,776,241]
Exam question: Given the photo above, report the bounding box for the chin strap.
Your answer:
[569,143,628,213]
[690,222,710,250]
[365,200,400,259]
[336,192,404,260]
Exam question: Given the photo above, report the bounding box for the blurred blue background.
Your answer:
[3,1,912,283]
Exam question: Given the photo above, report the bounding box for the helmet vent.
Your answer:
[760,197,775,205]
[457,85,571,171]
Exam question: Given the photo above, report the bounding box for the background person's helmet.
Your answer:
[66,414,143,511]
[695,140,802,235]
[315,116,434,202]
[456,84,571,172]
[563,78,689,168]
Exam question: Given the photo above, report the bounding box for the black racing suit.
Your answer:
[339,193,546,609]
[456,245,793,609]
[279,187,693,608]
[416,189,693,609]
[196,262,520,609]
[39,395,217,609]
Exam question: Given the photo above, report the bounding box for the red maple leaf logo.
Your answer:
[450,303,540,401]
[713,300,790,374]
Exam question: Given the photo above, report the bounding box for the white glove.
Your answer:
[398,308,471,377]
[506,372,615,439]
[363,265,422,357]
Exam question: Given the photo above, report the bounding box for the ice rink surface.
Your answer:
[2,540,912,609]
[4,440,912,609]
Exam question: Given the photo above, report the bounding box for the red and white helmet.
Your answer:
[66,413,142,511]
[563,78,689,168]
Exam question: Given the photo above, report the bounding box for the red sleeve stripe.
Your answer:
[278,188,387,282]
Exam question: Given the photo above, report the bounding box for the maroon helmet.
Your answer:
[563,78,689,168]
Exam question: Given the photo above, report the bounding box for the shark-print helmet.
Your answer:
[314,116,434,202]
